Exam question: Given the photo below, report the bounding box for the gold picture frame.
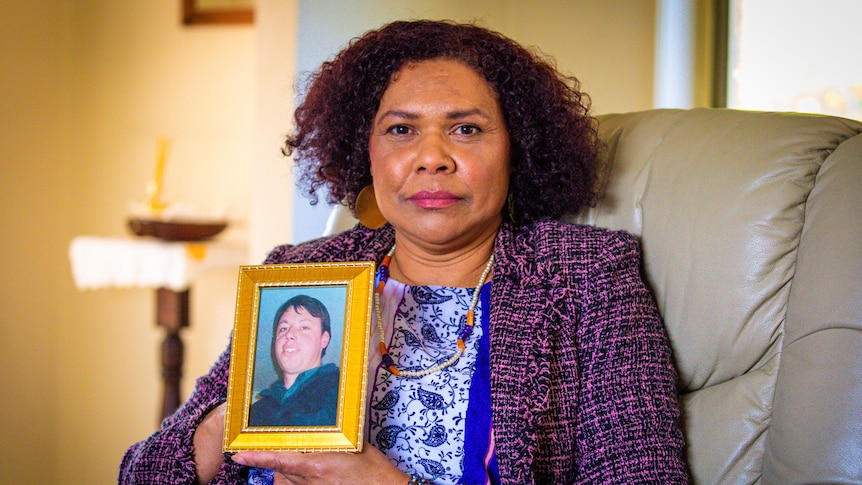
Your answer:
[223,262,375,453]
[182,0,254,25]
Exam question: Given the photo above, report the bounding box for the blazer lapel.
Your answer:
[488,224,556,484]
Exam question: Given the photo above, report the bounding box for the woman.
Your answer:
[249,295,339,427]
[120,20,687,484]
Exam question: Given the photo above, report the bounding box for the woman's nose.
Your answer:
[415,134,455,173]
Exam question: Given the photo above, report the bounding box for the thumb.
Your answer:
[232,451,301,469]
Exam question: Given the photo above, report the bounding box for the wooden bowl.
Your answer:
[127,218,227,242]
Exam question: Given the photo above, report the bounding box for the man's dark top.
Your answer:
[249,363,340,427]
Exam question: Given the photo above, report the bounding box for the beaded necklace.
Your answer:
[374,244,494,378]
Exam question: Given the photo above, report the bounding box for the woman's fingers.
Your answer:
[233,443,408,485]
[192,403,228,484]
[234,451,305,475]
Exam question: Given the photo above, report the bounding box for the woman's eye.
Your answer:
[388,125,411,135]
[456,125,479,135]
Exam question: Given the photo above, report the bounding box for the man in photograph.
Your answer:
[249,294,339,427]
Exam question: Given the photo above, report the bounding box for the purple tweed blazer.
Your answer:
[120,220,688,484]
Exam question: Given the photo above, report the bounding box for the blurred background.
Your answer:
[1,0,858,482]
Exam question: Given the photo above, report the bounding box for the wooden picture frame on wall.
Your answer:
[223,262,375,453]
[182,0,254,25]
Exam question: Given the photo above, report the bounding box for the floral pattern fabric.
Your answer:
[366,279,497,485]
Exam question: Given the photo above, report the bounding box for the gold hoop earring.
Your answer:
[355,185,387,229]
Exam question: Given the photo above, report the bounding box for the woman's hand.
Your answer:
[193,403,227,484]
[233,442,409,485]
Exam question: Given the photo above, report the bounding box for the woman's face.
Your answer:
[368,59,510,251]
[273,305,330,387]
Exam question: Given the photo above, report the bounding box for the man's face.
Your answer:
[273,305,330,387]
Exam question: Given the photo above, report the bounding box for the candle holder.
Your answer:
[127,217,227,242]
[128,138,228,242]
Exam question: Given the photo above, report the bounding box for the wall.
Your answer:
[503,0,656,114]
[250,0,299,262]
[291,0,657,242]
[0,2,70,483]
[1,1,259,482]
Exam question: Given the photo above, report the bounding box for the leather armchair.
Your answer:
[323,108,862,483]
[575,108,862,484]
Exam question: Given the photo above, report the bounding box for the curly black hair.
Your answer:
[285,19,599,224]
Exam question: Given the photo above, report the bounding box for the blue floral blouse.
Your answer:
[366,279,499,485]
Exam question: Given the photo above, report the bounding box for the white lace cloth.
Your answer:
[69,236,246,291]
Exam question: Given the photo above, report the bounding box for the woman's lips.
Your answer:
[408,191,461,209]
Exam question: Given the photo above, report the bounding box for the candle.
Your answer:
[147,137,171,215]
[154,137,170,189]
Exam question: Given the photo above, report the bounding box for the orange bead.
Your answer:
[466,311,475,327]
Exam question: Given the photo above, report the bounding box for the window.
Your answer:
[726,0,862,120]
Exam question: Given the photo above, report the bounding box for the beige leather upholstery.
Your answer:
[575,108,862,484]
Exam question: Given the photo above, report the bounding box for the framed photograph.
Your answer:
[223,261,376,453]
[182,0,254,25]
